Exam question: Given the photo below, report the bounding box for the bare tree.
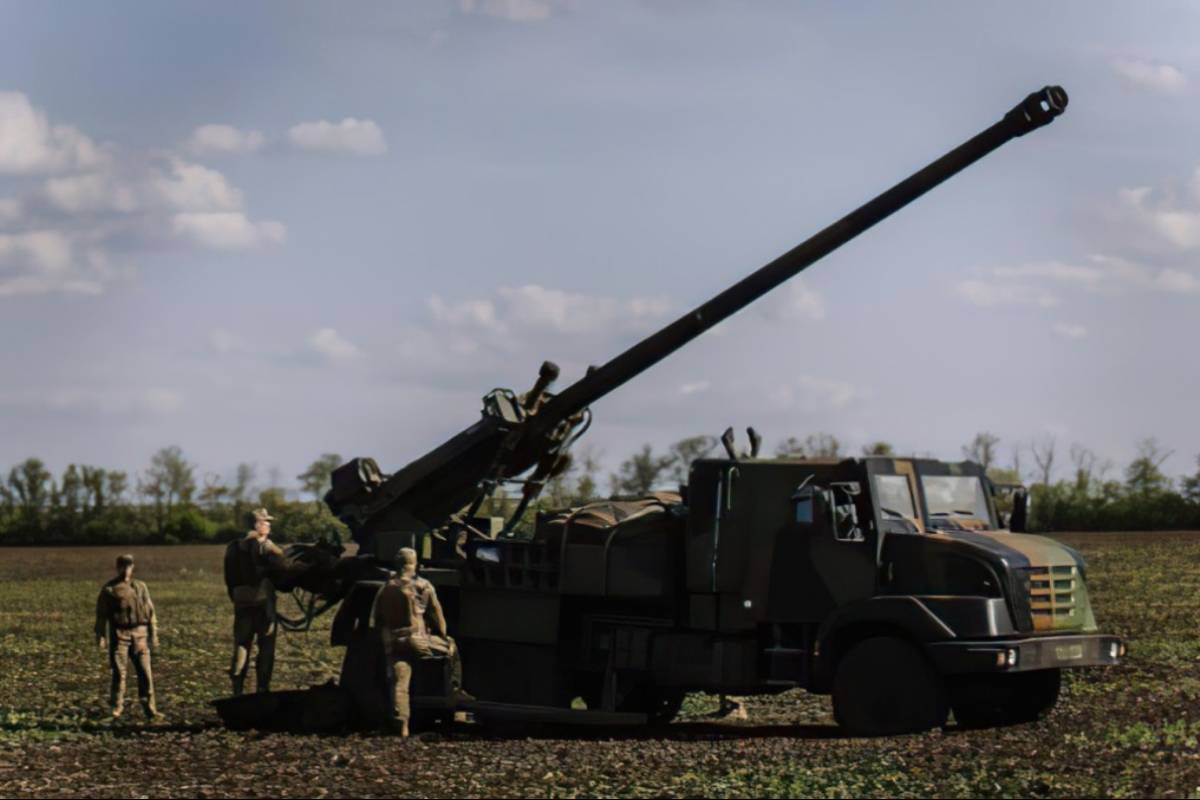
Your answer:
[667,436,718,483]
[610,444,674,496]
[1125,438,1173,494]
[573,446,601,504]
[776,433,841,459]
[1069,444,1098,493]
[861,441,895,457]
[1031,435,1057,485]
[199,473,230,514]
[298,453,343,502]
[140,446,196,534]
[963,432,1000,472]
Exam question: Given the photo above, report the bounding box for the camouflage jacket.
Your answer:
[223,534,288,605]
[409,575,448,639]
[94,578,157,640]
[372,573,448,641]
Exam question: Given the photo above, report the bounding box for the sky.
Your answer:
[0,0,1197,495]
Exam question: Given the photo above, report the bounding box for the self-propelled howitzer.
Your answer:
[217,85,1126,738]
[324,86,1069,552]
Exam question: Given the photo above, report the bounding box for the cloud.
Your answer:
[679,381,710,396]
[957,254,1200,313]
[151,159,245,211]
[1115,177,1200,252]
[185,124,266,156]
[955,279,1058,308]
[0,93,289,294]
[44,171,140,214]
[287,118,387,157]
[0,385,183,415]
[172,212,286,250]
[459,0,558,22]
[208,328,256,356]
[0,198,21,224]
[1112,57,1187,94]
[756,278,825,322]
[0,230,117,296]
[429,284,673,339]
[1053,322,1088,340]
[769,374,859,413]
[0,91,107,174]
[428,294,501,332]
[308,328,362,363]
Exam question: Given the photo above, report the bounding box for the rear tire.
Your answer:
[622,686,684,724]
[950,668,1061,729]
[832,636,948,736]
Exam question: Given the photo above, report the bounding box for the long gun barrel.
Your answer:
[328,86,1068,547]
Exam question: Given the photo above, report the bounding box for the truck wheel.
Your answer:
[950,669,1061,729]
[832,636,948,736]
[634,688,685,725]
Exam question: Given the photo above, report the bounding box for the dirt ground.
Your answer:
[1,533,1199,798]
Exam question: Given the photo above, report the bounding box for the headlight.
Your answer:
[1109,641,1122,660]
[1006,648,1019,667]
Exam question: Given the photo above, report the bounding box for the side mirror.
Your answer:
[792,483,825,525]
[1009,489,1028,533]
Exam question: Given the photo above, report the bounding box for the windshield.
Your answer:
[920,475,992,523]
[872,474,917,520]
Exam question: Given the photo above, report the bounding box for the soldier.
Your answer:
[94,553,162,720]
[223,507,287,696]
[372,547,468,736]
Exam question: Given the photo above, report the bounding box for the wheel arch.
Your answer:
[812,596,955,692]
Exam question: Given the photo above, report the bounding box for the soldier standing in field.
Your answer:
[223,507,288,695]
[372,546,469,736]
[94,553,163,720]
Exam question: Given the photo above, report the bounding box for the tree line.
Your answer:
[0,448,348,546]
[2,433,1198,545]
[594,431,1200,533]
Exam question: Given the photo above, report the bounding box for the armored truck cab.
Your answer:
[426,455,1121,735]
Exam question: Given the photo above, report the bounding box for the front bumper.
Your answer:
[927,633,1124,675]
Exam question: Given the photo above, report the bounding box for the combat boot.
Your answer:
[231,675,245,697]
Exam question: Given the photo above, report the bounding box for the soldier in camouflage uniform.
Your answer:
[371,547,468,736]
[223,507,288,695]
[94,553,162,720]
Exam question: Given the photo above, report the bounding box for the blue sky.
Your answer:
[0,1,1197,493]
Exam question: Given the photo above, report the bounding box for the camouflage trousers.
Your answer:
[384,633,462,724]
[230,599,276,696]
[109,625,155,713]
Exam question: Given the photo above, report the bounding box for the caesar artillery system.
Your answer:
[215,85,1124,736]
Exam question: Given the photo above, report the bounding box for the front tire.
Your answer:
[832,636,948,736]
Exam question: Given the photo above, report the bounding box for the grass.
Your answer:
[0,533,1199,797]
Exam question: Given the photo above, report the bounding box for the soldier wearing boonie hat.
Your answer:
[223,507,287,695]
[95,553,163,719]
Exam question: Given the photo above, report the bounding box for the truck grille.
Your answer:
[1028,565,1077,629]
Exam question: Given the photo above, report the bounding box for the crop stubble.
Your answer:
[1,533,1199,798]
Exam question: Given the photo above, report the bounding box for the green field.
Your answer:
[1,533,1199,798]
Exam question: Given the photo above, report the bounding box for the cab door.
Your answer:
[769,468,877,622]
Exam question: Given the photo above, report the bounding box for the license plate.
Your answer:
[1055,643,1084,661]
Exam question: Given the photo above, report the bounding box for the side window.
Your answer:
[792,481,865,542]
[830,484,864,542]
